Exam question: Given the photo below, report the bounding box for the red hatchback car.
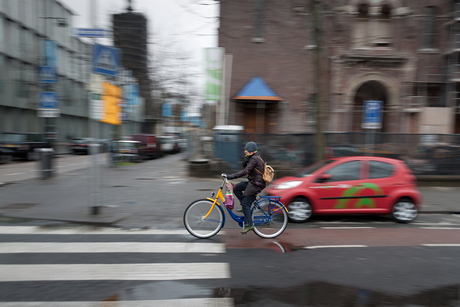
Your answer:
[265,156,422,223]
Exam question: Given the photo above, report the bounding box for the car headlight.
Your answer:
[274,181,303,189]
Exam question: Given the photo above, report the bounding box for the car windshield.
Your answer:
[0,134,25,142]
[294,160,335,177]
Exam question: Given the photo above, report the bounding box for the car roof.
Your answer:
[330,156,402,164]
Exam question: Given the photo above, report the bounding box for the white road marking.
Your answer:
[303,245,368,249]
[0,242,225,253]
[422,244,460,247]
[320,227,374,229]
[0,298,234,307]
[0,263,230,281]
[420,227,460,230]
[0,226,205,235]
[5,173,22,176]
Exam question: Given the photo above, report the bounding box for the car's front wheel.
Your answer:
[392,198,418,223]
[287,197,312,222]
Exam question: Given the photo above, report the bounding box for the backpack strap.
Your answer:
[255,156,265,175]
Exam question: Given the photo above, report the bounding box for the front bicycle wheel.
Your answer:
[252,199,288,239]
[183,199,224,239]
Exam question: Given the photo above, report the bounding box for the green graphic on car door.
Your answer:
[334,183,384,209]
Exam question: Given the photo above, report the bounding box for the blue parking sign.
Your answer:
[362,100,382,129]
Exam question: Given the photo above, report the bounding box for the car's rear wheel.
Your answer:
[392,198,418,223]
[287,197,312,222]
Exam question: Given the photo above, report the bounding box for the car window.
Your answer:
[369,161,394,179]
[324,160,361,182]
[295,160,335,177]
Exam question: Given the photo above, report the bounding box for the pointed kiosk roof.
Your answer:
[234,77,282,101]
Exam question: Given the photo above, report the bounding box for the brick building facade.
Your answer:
[218,0,460,134]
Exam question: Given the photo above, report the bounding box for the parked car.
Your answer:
[69,138,110,155]
[158,136,180,154]
[113,140,142,163]
[69,138,92,155]
[131,134,161,159]
[0,132,50,161]
[265,156,422,223]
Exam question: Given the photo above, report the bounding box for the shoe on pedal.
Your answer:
[240,225,254,234]
[236,207,243,212]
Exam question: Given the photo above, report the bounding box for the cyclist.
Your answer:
[224,141,266,234]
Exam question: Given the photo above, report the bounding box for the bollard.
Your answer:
[39,148,54,179]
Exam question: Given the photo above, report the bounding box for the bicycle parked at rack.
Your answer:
[183,175,288,239]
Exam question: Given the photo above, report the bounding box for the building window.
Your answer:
[455,0,460,19]
[352,4,392,48]
[352,4,369,47]
[252,0,265,42]
[422,6,437,49]
[374,5,391,47]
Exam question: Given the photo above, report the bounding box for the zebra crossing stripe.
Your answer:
[0,263,230,281]
[0,298,234,307]
[0,242,225,253]
[0,226,197,235]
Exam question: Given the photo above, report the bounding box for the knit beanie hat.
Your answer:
[244,141,258,153]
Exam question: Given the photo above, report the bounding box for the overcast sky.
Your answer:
[60,0,219,107]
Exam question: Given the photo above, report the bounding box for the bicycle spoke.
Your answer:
[252,200,288,239]
[184,199,224,238]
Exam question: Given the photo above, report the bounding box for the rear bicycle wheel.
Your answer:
[252,199,288,239]
[183,199,224,239]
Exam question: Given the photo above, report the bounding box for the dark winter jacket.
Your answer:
[229,153,266,197]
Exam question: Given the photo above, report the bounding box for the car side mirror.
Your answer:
[318,173,332,183]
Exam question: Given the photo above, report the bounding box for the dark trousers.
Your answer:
[233,182,254,226]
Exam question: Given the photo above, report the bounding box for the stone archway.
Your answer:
[343,72,400,132]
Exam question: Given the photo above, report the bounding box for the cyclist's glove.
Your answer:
[226,174,233,180]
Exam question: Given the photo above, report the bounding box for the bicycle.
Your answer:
[183,175,289,239]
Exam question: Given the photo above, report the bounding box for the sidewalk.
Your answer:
[0,153,459,228]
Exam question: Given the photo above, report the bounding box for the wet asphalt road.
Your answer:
[1,153,460,306]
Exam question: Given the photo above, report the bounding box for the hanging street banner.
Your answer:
[362,100,383,129]
[40,40,58,67]
[162,103,172,117]
[74,28,108,38]
[92,44,121,77]
[101,82,122,125]
[37,92,60,118]
[204,47,224,101]
[38,66,58,84]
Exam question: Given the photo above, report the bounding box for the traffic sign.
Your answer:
[362,100,382,129]
[38,66,58,83]
[92,44,121,77]
[74,28,108,38]
[38,92,60,118]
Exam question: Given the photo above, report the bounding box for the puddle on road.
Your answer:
[101,280,460,306]
[213,281,460,306]
[106,281,212,301]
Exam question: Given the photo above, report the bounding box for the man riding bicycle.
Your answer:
[224,141,266,234]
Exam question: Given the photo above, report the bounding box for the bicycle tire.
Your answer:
[183,199,224,239]
[252,199,288,239]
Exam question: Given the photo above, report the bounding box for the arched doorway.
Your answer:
[352,80,389,132]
